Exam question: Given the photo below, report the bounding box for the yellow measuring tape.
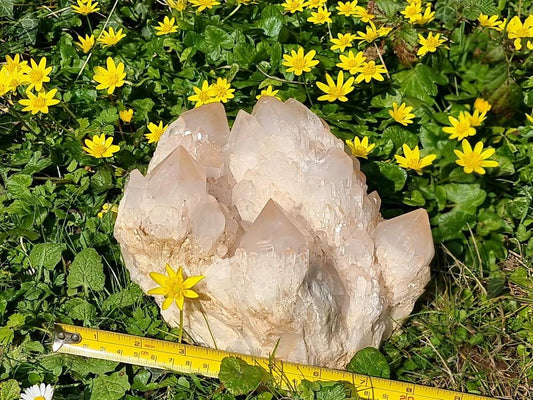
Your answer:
[53,324,495,400]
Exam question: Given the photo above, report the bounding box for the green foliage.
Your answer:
[218,357,266,396]
[90,369,131,400]
[0,0,532,399]
[346,347,391,379]
[66,248,106,293]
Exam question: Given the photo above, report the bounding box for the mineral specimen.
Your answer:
[114,98,434,368]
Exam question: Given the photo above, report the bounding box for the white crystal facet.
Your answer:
[114,98,434,368]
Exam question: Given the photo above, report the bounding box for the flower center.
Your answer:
[293,57,307,70]
[33,97,47,109]
[329,87,344,98]
[363,63,376,75]
[198,91,212,102]
[426,37,440,48]
[35,397,46,400]
[406,158,421,169]
[31,69,44,82]
[463,153,482,169]
[92,143,107,157]
[457,121,471,134]
[108,72,121,86]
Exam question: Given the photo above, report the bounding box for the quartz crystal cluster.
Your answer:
[114,98,434,368]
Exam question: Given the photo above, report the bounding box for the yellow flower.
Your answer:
[24,57,52,92]
[478,14,501,29]
[307,7,332,24]
[211,78,235,103]
[316,71,355,102]
[282,0,307,13]
[4,68,28,93]
[256,85,281,100]
[494,18,508,32]
[330,33,357,52]
[167,0,187,11]
[307,0,327,8]
[19,88,60,114]
[282,47,319,76]
[119,108,133,123]
[413,6,435,25]
[506,15,533,39]
[71,0,100,15]
[417,32,446,56]
[97,27,126,47]
[395,144,436,174]
[454,140,499,175]
[93,57,126,95]
[336,50,366,74]
[145,121,169,143]
[188,80,216,107]
[0,68,10,96]
[464,110,486,127]
[355,61,387,83]
[355,21,380,43]
[474,98,491,113]
[148,264,205,311]
[155,16,178,35]
[76,34,95,53]
[527,40,533,50]
[401,1,422,22]
[525,112,533,124]
[98,203,119,218]
[4,54,29,74]
[346,136,375,159]
[336,1,358,17]
[83,134,120,158]
[389,102,415,126]
[443,113,476,141]
[189,0,220,11]
[2,55,29,92]
[353,6,374,22]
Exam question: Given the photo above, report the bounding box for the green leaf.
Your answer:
[6,174,32,198]
[393,64,440,104]
[259,6,284,37]
[29,243,65,271]
[64,355,119,378]
[205,26,234,51]
[91,169,114,194]
[90,369,130,400]
[444,183,487,213]
[219,357,265,396]
[0,0,16,18]
[131,98,155,117]
[67,248,106,292]
[0,379,20,400]
[18,14,39,45]
[102,284,143,312]
[346,347,390,379]
[509,267,532,290]
[361,162,407,196]
[316,382,347,400]
[382,126,419,151]
[65,298,97,320]
[432,210,477,242]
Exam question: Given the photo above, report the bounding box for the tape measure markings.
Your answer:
[53,324,496,400]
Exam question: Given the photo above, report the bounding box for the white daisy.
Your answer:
[21,383,54,400]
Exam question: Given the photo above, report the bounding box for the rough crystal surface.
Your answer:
[114,98,434,368]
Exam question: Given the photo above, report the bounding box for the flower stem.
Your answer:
[178,309,184,343]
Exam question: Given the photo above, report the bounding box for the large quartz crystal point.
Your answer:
[114,97,435,369]
[375,209,434,325]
